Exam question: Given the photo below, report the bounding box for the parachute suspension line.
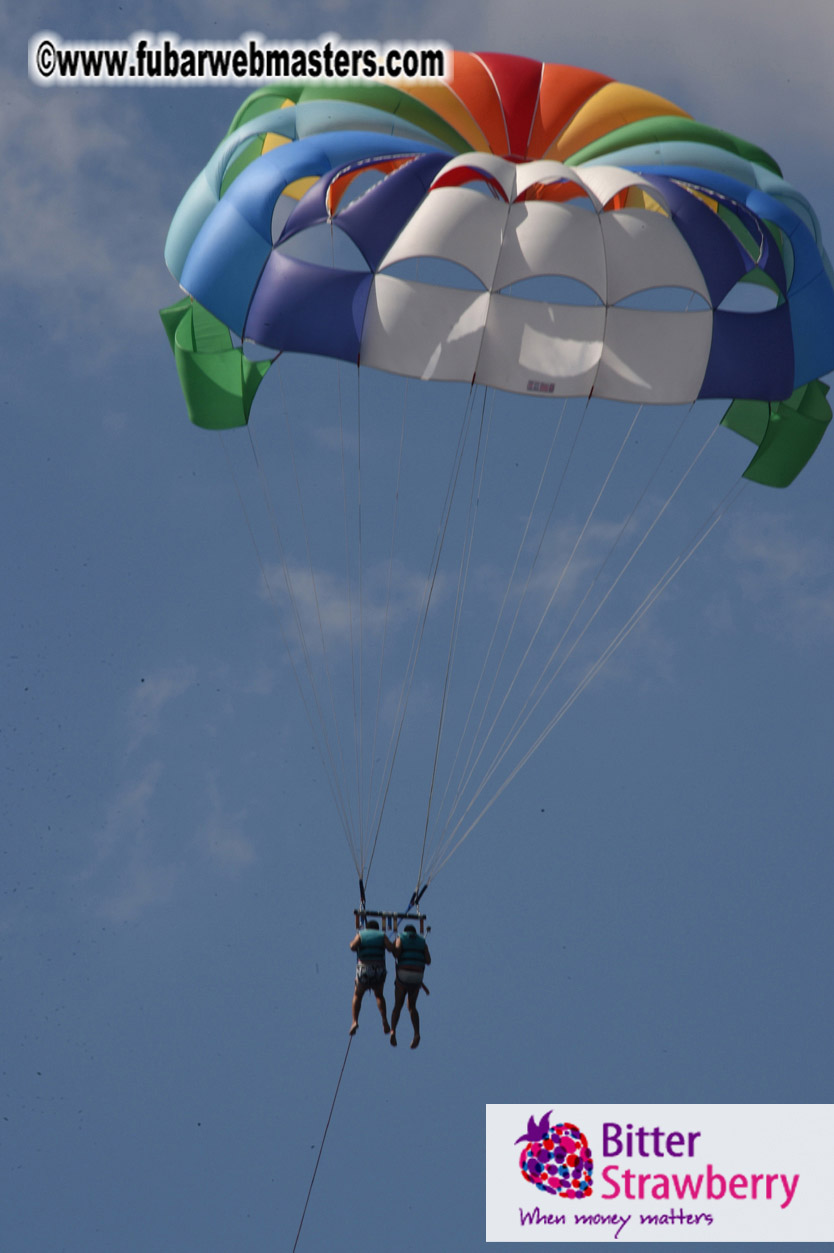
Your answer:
[273,364,359,852]
[291,1034,354,1253]
[438,398,640,845]
[428,476,747,880]
[246,421,359,857]
[336,357,365,873]
[416,387,492,893]
[364,382,409,842]
[405,882,429,916]
[429,396,569,838]
[325,216,369,870]
[519,403,708,715]
[364,383,479,889]
[355,363,367,873]
[430,394,694,865]
[362,384,480,891]
[218,430,358,870]
[428,410,712,869]
[433,395,590,841]
[469,412,720,809]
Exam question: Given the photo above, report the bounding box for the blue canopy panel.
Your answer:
[177,132,441,336]
[632,165,834,393]
[278,151,449,270]
[245,255,372,360]
[643,174,759,306]
[700,306,795,400]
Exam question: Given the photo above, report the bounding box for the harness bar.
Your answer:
[354,908,428,935]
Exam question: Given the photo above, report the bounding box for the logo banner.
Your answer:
[486,1104,831,1242]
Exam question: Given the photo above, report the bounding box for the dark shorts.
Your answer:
[355,960,386,991]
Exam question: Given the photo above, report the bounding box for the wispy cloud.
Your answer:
[98,847,182,925]
[720,510,834,641]
[84,763,257,921]
[2,68,176,354]
[194,781,256,870]
[261,556,441,651]
[126,665,197,751]
[79,760,183,923]
[91,760,164,865]
[77,662,264,919]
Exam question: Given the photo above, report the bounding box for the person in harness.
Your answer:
[390,924,431,1050]
[349,919,395,1036]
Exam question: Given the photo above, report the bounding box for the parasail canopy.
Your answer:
[163,51,834,484]
[161,54,834,896]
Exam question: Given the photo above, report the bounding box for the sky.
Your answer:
[3,2,833,1250]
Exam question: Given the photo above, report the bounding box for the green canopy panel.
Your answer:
[160,298,271,430]
[721,379,831,487]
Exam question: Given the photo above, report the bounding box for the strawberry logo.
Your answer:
[516,1113,593,1198]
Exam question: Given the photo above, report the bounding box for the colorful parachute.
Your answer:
[161,54,834,893]
[162,51,834,484]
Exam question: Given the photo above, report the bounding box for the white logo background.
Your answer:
[486,1104,831,1242]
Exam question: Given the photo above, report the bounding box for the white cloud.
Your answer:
[261,556,441,650]
[126,665,197,751]
[195,782,256,870]
[313,422,358,457]
[722,510,834,640]
[98,850,182,924]
[238,663,280,697]
[79,760,182,922]
[1,68,177,356]
[90,760,164,864]
[152,0,353,35]
[82,762,257,922]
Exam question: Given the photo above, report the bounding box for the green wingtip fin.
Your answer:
[721,379,832,487]
[160,297,271,430]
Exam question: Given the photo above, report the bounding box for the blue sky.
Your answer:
[4,2,833,1250]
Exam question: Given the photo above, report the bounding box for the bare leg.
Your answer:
[408,989,421,1048]
[374,989,391,1034]
[390,982,406,1047]
[350,984,365,1034]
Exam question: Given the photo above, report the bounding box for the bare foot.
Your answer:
[410,1035,420,1049]
[349,1022,358,1036]
[389,1031,397,1047]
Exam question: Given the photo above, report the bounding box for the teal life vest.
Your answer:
[397,931,427,970]
[357,928,386,962]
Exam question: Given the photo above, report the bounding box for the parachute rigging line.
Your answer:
[291,1034,354,1253]
[465,417,724,819]
[273,363,359,852]
[246,418,363,856]
[219,430,358,865]
[450,400,645,819]
[337,359,364,865]
[364,381,409,851]
[427,394,570,846]
[362,383,480,893]
[417,386,492,894]
[424,398,704,873]
[355,364,367,869]
[431,393,594,846]
[426,476,748,880]
[429,418,722,871]
[362,385,479,890]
